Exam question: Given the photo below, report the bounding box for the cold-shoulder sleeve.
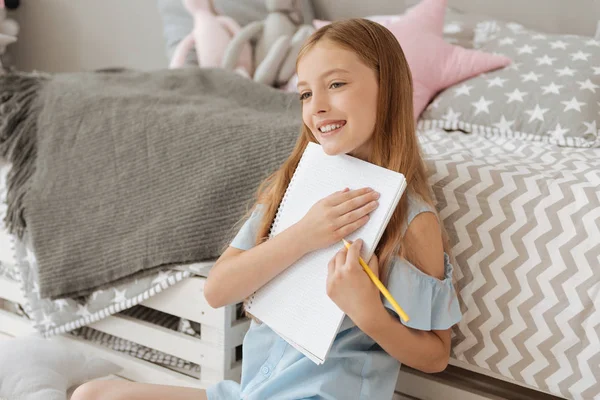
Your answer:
[230,205,265,251]
[383,253,462,331]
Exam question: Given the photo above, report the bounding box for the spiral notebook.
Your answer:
[246,142,407,364]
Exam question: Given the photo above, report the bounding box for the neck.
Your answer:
[349,139,372,161]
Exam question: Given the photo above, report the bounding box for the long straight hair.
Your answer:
[239,18,449,291]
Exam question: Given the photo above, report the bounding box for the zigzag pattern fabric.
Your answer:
[419,127,600,400]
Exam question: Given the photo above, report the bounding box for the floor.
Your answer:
[1,331,417,400]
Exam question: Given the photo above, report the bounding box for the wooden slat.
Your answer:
[89,314,226,369]
[201,318,250,349]
[141,276,230,327]
[0,275,25,305]
[0,271,247,385]
[0,309,229,388]
[52,335,209,389]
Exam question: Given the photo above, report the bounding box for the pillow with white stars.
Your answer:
[418,20,600,148]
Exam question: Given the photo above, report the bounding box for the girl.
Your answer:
[72,18,461,400]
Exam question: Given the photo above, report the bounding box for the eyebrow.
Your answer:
[297,68,351,89]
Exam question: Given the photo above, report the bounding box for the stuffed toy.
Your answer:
[221,0,314,87]
[169,0,252,76]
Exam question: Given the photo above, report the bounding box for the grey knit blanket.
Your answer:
[0,68,302,299]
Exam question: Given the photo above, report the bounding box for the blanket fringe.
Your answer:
[0,70,49,238]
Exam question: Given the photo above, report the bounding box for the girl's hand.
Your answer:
[295,187,380,253]
[326,239,384,328]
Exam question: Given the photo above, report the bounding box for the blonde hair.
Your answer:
[238,19,449,304]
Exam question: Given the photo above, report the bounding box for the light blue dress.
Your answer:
[206,193,462,400]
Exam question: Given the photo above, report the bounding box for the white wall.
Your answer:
[9,0,169,73]
[7,0,599,73]
[449,0,600,37]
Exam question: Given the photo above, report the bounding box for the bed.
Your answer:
[1,1,599,399]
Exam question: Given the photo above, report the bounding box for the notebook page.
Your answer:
[247,240,345,361]
[247,142,406,362]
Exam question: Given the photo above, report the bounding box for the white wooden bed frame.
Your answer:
[0,272,561,400]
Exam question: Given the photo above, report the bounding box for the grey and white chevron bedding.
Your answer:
[419,128,600,400]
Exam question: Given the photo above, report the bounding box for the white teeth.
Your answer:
[319,123,343,133]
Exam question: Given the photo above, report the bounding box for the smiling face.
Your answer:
[296,39,379,160]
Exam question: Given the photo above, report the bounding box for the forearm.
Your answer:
[360,305,450,373]
[205,223,309,308]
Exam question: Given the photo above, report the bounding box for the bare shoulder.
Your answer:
[403,212,445,280]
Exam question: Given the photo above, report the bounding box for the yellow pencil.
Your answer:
[342,239,410,323]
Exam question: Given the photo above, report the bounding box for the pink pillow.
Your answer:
[312,0,511,119]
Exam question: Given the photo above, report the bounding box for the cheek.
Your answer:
[352,98,377,132]
[363,90,378,130]
[344,90,377,129]
[301,106,312,129]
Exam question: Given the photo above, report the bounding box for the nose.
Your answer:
[310,90,329,115]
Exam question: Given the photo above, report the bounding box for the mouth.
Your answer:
[316,120,346,136]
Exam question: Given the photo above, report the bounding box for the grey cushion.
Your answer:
[311,0,409,20]
[214,0,315,26]
[156,0,196,66]
[419,20,600,148]
[444,8,498,49]
[212,0,268,26]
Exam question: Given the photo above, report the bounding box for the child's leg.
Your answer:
[70,379,208,400]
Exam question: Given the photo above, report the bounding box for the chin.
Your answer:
[317,141,345,156]
[314,129,352,156]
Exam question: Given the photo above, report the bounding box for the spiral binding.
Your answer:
[248,143,313,308]
[268,144,312,239]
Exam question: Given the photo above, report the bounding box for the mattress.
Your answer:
[12,231,213,338]
[419,127,600,400]
[0,161,17,281]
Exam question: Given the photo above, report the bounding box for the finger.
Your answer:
[367,253,380,279]
[324,187,350,205]
[334,188,380,215]
[328,187,376,209]
[345,239,363,270]
[327,258,335,277]
[335,198,379,230]
[335,215,370,240]
[322,187,349,207]
[335,247,347,268]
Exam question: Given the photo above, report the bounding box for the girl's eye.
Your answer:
[299,92,311,101]
[330,82,345,89]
